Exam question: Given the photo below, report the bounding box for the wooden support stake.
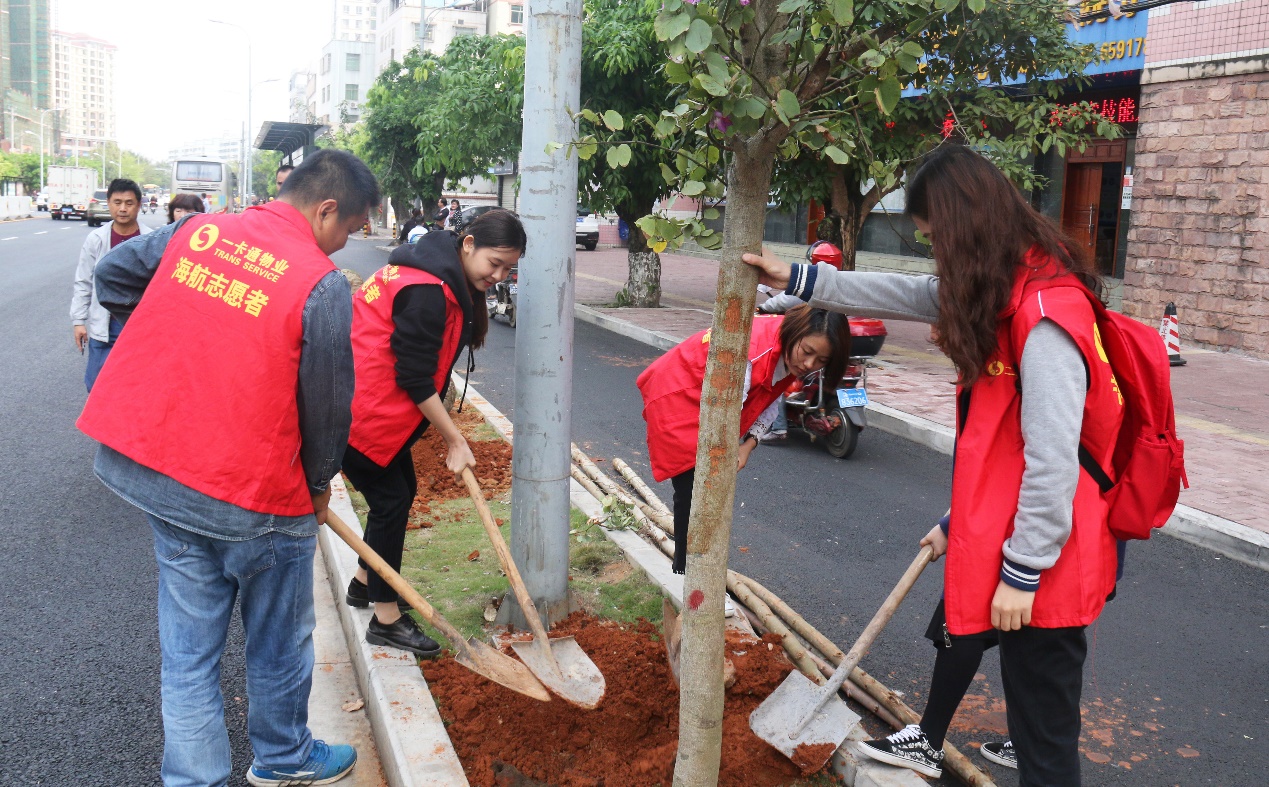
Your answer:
[612,457,672,516]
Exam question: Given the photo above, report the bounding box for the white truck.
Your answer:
[46,166,98,221]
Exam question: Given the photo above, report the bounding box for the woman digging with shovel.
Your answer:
[743,145,1124,787]
[340,209,524,657]
[637,304,852,575]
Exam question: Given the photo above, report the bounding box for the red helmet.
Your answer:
[807,241,844,270]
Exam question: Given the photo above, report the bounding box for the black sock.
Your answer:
[919,638,988,750]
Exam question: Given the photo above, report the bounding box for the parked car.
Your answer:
[576,208,599,251]
[36,195,48,211]
[455,204,500,231]
[86,189,111,227]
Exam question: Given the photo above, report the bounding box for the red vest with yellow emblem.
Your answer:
[944,249,1125,634]
[77,202,336,516]
[347,264,464,467]
[638,316,794,482]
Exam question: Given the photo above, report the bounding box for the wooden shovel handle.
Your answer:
[324,509,469,652]
[461,468,553,648]
[797,547,934,731]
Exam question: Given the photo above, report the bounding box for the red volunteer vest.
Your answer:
[638,316,794,482]
[78,202,335,516]
[348,265,464,467]
[944,250,1125,634]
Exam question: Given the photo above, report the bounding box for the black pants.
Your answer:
[670,468,695,575]
[999,625,1087,787]
[340,442,418,604]
[919,600,998,749]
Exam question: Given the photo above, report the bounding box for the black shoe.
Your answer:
[345,577,412,613]
[980,740,1018,770]
[366,614,442,659]
[859,724,944,778]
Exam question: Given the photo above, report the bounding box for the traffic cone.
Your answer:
[1159,302,1186,367]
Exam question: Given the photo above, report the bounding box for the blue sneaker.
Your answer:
[246,740,357,786]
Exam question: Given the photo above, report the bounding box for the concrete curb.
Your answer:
[574,303,1269,573]
[454,376,924,787]
[320,479,470,787]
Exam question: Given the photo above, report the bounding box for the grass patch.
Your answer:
[468,420,503,442]
[393,493,665,643]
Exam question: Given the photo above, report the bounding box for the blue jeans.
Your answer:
[772,396,788,433]
[149,515,317,787]
[85,317,122,392]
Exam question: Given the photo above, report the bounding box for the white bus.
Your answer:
[171,158,235,213]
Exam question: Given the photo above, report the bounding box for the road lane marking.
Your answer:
[61,226,75,230]
[2,236,16,241]
[34,231,48,235]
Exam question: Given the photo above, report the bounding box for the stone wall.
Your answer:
[1123,69,1269,358]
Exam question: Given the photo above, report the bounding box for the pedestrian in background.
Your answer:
[397,207,423,245]
[276,164,294,194]
[445,198,462,231]
[744,145,1124,786]
[432,197,449,230]
[341,210,522,656]
[166,193,205,224]
[70,178,151,392]
[77,149,381,787]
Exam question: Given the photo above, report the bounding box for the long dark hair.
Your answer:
[905,145,1100,387]
[456,209,527,350]
[778,305,852,389]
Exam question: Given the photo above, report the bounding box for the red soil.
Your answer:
[408,408,513,522]
[422,614,817,787]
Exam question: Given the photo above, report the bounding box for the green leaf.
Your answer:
[664,61,690,84]
[655,11,691,41]
[737,96,767,119]
[829,0,853,25]
[703,208,720,220]
[605,146,621,168]
[614,144,632,167]
[901,41,925,58]
[602,110,624,131]
[777,0,809,12]
[897,53,919,74]
[701,50,729,84]
[545,142,564,155]
[824,145,850,164]
[861,49,885,69]
[967,0,985,11]
[696,74,729,97]
[685,19,712,54]
[776,90,800,120]
[875,77,900,114]
[577,141,598,160]
[698,232,723,251]
[681,180,706,197]
[579,108,600,124]
[659,163,677,185]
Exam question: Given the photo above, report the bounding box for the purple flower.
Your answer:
[740,0,750,5]
[710,111,732,133]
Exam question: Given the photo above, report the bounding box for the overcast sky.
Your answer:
[56,0,334,160]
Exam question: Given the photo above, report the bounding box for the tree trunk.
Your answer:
[672,148,774,787]
[616,217,661,307]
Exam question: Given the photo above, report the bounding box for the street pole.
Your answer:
[499,0,583,627]
[211,19,252,209]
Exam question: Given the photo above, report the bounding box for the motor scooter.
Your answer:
[782,317,886,458]
[487,263,518,327]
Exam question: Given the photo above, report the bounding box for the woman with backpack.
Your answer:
[637,305,852,575]
[340,209,523,657]
[743,145,1124,786]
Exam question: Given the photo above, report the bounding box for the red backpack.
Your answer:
[1078,294,1189,540]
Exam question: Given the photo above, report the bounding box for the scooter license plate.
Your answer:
[508,283,518,294]
[837,388,868,408]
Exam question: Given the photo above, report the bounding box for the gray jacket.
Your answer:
[70,221,154,342]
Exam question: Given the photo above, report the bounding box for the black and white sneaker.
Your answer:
[980,740,1018,769]
[859,724,944,778]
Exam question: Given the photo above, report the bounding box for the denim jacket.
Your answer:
[90,217,354,540]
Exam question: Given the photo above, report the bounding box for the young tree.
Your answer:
[575,0,679,307]
[588,0,1116,782]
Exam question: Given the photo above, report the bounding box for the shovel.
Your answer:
[323,509,551,703]
[750,547,934,771]
[461,468,606,709]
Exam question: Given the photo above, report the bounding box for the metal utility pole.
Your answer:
[501,0,583,627]
[211,19,252,209]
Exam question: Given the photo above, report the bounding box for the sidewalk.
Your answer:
[573,247,1269,566]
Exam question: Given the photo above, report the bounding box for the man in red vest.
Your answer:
[78,149,379,787]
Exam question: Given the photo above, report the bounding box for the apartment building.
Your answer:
[1,0,52,153]
[51,30,115,156]
[335,0,377,44]
[313,37,375,128]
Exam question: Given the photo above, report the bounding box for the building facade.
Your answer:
[51,30,116,156]
[1,0,52,154]
[314,37,375,127]
[1122,0,1269,358]
[335,0,377,44]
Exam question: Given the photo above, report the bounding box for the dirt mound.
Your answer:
[422,613,815,787]
[409,408,513,519]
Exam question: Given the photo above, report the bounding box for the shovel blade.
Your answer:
[510,636,606,709]
[749,670,860,771]
[455,636,552,703]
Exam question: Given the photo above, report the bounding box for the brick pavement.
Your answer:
[579,248,1269,534]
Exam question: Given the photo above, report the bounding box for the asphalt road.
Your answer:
[0,214,374,786]
[461,301,1267,786]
